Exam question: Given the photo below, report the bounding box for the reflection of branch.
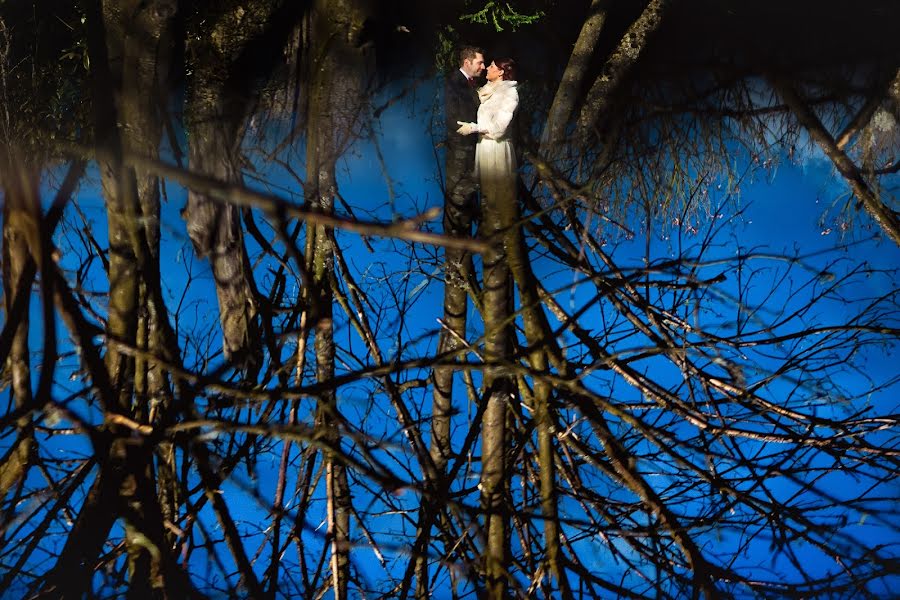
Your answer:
[836,68,900,149]
[576,0,670,141]
[772,77,900,247]
[372,77,430,118]
[126,154,489,253]
[192,443,265,599]
[541,0,609,148]
[524,150,635,236]
[0,460,93,592]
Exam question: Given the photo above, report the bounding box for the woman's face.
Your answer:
[485,62,504,82]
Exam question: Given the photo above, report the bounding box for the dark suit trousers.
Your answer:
[445,141,479,236]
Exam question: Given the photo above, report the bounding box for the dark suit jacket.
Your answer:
[445,69,480,162]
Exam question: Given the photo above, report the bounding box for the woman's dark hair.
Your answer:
[494,57,517,81]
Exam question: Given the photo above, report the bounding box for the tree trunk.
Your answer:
[478,166,516,599]
[773,76,900,248]
[182,1,272,372]
[420,83,480,600]
[0,165,36,498]
[576,0,669,142]
[303,0,374,596]
[44,2,189,596]
[505,201,573,598]
[541,0,609,149]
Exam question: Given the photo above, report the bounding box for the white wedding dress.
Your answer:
[474,80,518,194]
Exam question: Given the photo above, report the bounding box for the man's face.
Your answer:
[463,53,485,78]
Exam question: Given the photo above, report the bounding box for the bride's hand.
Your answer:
[456,121,479,136]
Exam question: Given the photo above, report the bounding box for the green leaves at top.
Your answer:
[460,1,544,32]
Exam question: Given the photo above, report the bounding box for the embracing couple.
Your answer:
[444,46,518,235]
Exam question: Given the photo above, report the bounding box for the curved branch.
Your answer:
[772,77,900,247]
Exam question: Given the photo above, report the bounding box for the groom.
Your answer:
[444,46,485,233]
[431,45,485,471]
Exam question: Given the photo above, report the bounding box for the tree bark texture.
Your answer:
[182,1,277,371]
[504,204,573,598]
[541,0,609,149]
[304,0,374,596]
[773,77,900,247]
[115,0,185,592]
[576,0,669,141]
[0,166,36,498]
[478,162,517,599]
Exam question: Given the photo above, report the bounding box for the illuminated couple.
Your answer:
[444,46,518,231]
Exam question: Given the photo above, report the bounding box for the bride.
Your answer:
[456,58,518,201]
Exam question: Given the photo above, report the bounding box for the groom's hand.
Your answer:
[456,121,479,136]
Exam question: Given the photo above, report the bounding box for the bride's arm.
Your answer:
[478,91,519,140]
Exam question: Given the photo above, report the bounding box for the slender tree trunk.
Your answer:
[541,0,609,149]
[303,1,374,595]
[504,203,573,598]
[98,3,154,593]
[576,0,669,140]
[104,0,183,541]
[430,213,471,474]
[478,168,516,599]
[419,108,480,600]
[41,3,190,596]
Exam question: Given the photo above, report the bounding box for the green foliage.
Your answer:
[460,1,544,32]
[434,2,545,75]
[435,26,458,73]
[0,4,90,159]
